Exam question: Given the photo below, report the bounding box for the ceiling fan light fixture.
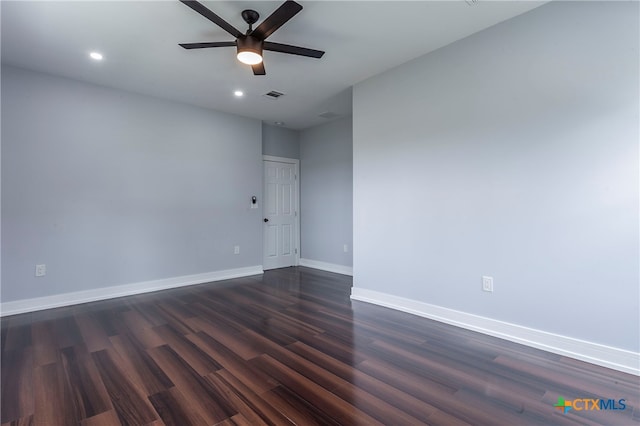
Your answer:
[236,36,263,65]
[237,51,262,65]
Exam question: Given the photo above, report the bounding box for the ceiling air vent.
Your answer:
[263,90,285,100]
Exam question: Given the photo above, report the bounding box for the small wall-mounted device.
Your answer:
[251,196,258,209]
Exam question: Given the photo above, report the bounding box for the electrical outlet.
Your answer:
[35,264,46,277]
[482,276,493,292]
[234,246,240,255]
[343,244,349,253]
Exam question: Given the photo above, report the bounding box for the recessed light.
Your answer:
[234,90,244,97]
[89,52,103,61]
[274,121,285,126]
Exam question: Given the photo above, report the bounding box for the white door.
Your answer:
[263,159,299,270]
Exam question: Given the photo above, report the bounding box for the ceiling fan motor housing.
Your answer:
[237,35,263,57]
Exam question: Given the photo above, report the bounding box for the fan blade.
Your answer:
[252,62,266,75]
[179,0,243,38]
[264,41,324,58]
[251,0,302,41]
[179,41,236,49]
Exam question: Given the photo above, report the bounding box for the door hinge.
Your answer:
[295,211,298,217]
[295,248,298,254]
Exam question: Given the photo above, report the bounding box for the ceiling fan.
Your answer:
[178,0,325,75]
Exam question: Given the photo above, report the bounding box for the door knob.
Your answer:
[264,218,269,222]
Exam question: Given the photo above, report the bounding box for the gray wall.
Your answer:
[2,65,263,302]
[262,123,300,159]
[300,117,352,266]
[353,1,639,351]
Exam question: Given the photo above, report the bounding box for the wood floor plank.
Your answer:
[109,332,174,396]
[2,320,32,352]
[52,316,85,349]
[1,348,33,424]
[148,387,209,426]
[256,335,423,424]
[260,385,338,426]
[290,330,368,366]
[422,410,474,426]
[147,345,236,425]
[126,303,168,328]
[185,316,261,360]
[244,332,342,393]
[91,349,159,425]
[247,303,325,337]
[203,373,271,426]
[330,381,429,425]
[74,313,113,353]
[152,324,222,375]
[356,357,498,424]
[251,354,384,425]
[188,302,248,334]
[195,293,268,332]
[80,409,122,426]
[239,285,299,310]
[287,341,438,423]
[58,345,113,420]
[2,267,637,426]
[495,352,640,400]
[89,308,130,337]
[123,324,166,350]
[155,301,199,335]
[119,309,157,332]
[31,321,58,367]
[214,413,253,426]
[1,415,34,426]
[214,369,294,426]
[187,331,277,394]
[33,362,78,426]
[368,338,556,413]
[282,307,354,339]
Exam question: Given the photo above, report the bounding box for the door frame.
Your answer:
[262,155,300,269]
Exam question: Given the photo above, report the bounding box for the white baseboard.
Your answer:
[0,265,264,317]
[351,287,640,376]
[299,258,353,276]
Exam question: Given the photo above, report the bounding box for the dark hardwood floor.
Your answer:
[1,266,638,425]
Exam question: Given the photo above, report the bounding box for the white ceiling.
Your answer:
[1,1,546,129]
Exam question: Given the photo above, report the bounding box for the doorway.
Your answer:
[262,156,300,270]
